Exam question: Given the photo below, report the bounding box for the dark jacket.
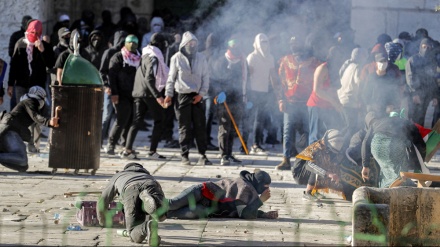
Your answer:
[362,69,403,116]
[108,52,137,98]
[83,30,106,69]
[97,164,162,224]
[8,28,25,57]
[406,43,438,99]
[0,98,50,142]
[362,117,426,167]
[99,31,127,87]
[132,55,163,98]
[8,38,55,89]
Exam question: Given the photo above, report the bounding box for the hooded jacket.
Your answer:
[405,38,438,98]
[108,48,138,98]
[8,26,55,89]
[97,163,163,224]
[83,30,106,69]
[246,33,275,93]
[141,17,164,49]
[338,48,368,106]
[99,30,127,86]
[165,31,209,97]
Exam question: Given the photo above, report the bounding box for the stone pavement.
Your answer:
[1,122,439,246]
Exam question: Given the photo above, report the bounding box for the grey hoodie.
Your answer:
[165,31,210,97]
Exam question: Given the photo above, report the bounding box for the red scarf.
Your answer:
[225,49,248,95]
[121,47,141,68]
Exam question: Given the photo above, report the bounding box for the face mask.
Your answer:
[153,25,162,33]
[184,42,197,55]
[376,61,388,71]
[26,32,40,43]
[92,39,102,48]
[125,42,138,53]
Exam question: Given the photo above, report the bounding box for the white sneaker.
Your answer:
[147,152,166,160]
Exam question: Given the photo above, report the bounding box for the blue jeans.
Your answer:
[167,184,209,219]
[101,92,115,144]
[308,106,342,145]
[283,103,308,158]
[243,91,268,146]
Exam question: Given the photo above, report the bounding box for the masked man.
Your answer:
[164,31,212,166]
[0,86,59,172]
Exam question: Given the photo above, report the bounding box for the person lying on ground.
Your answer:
[0,86,58,172]
[165,169,278,220]
[97,163,166,246]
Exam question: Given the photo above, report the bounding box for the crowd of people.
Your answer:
[1,5,440,246]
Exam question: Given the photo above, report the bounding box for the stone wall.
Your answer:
[352,0,440,49]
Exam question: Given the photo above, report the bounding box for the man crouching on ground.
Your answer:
[97,163,166,246]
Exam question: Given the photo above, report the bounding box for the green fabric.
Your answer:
[426,131,440,156]
[125,34,138,44]
[371,133,409,188]
[394,57,407,71]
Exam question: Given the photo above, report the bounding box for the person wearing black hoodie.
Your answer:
[97,163,165,245]
[406,38,438,126]
[165,169,278,220]
[120,33,169,160]
[83,30,106,69]
[105,35,141,155]
[100,30,127,148]
[0,86,58,172]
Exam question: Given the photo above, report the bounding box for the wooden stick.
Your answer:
[224,101,249,155]
[63,191,102,198]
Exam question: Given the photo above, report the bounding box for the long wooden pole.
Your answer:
[223,101,249,155]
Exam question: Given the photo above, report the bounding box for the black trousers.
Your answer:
[174,93,207,157]
[218,101,242,156]
[108,97,133,148]
[126,97,166,152]
[122,181,165,243]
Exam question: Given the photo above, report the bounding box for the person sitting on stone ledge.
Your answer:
[0,86,58,172]
[97,163,166,246]
[165,169,278,220]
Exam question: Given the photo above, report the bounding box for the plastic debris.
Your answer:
[66,225,81,231]
[53,213,61,224]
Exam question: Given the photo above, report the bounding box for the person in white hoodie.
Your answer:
[337,48,368,136]
[141,17,164,49]
[165,31,212,166]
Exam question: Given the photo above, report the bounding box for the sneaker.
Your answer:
[181,156,191,166]
[228,155,242,164]
[313,192,326,199]
[27,144,39,153]
[147,152,166,160]
[164,140,180,148]
[302,191,320,202]
[120,151,139,160]
[250,145,266,155]
[146,220,161,246]
[207,143,219,151]
[220,155,230,166]
[140,191,157,215]
[197,155,213,166]
[105,147,115,155]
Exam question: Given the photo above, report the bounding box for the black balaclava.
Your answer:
[89,31,103,50]
[240,170,271,194]
[150,32,167,55]
[58,28,70,48]
[419,38,432,58]
[22,15,32,31]
[101,10,112,25]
